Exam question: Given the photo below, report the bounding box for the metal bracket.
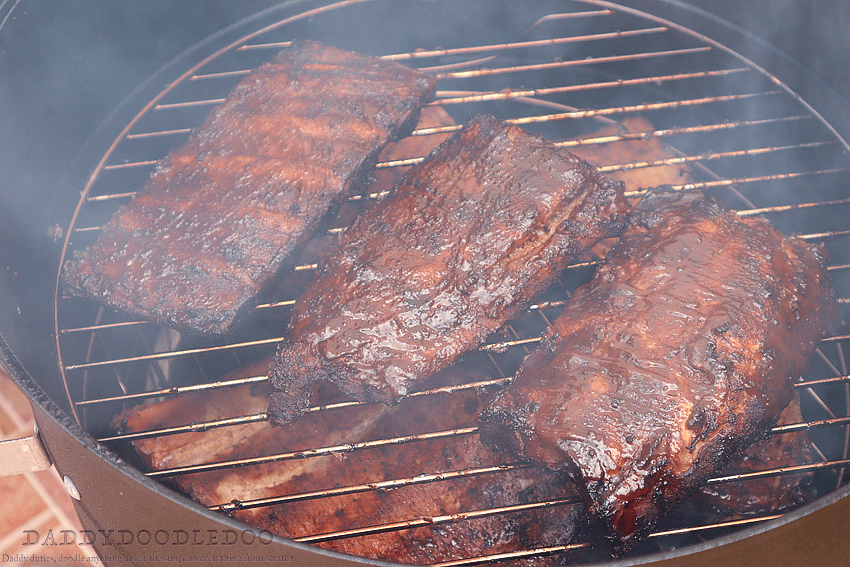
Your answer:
[0,426,53,477]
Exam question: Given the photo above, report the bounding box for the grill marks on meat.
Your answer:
[478,187,838,556]
[62,40,435,334]
[267,114,628,425]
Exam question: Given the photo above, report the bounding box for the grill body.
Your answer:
[1,0,850,565]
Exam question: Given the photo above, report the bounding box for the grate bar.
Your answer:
[85,189,140,200]
[706,458,850,485]
[254,298,297,310]
[436,67,750,106]
[190,68,265,81]
[126,128,192,140]
[106,411,259,442]
[235,40,295,52]
[154,98,226,110]
[799,373,850,389]
[733,196,850,218]
[64,336,284,372]
[291,496,579,544]
[75,374,269,407]
[97,376,513,438]
[511,91,780,126]
[213,463,535,513]
[435,46,711,80]
[556,114,811,148]
[114,414,849,480]
[81,368,850,411]
[799,230,850,242]
[773,415,850,435]
[146,426,480,479]
[627,169,850,198]
[389,26,669,62]
[59,319,151,335]
[598,141,836,174]
[415,91,783,137]
[822,333,850,344]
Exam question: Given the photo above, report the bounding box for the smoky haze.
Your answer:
[0,1,275,388]
[0,0,847,395]
[690,0,850,101]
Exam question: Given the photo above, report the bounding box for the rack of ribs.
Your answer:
[62,40,435,334]
[478,187,838,556]
[114,360,584,566]
[267,114,629,425]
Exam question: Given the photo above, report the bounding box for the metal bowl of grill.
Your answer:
[1,0,849,565]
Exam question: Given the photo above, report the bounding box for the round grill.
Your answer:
[53,0,850,564]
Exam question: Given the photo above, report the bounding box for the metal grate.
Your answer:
[54,1,850,565]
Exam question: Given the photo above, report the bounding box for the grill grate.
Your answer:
[55,1,850,565]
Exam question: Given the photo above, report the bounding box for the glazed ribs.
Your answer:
[267,114,629,425]
[670,395,819,525]
[478,187,838,556]
[62,40,435,334]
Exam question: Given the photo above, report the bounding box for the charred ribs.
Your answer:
[478,187,838,555]
[62,40,435,334]
[267,114,629,425]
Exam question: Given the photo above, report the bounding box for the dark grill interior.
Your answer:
[53,1,850,564]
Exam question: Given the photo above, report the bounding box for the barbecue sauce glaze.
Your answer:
[479,187,838,556]
[268,114,629,425]
[63,41,435,334]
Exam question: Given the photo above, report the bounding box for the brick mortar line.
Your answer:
[0,508,55,553]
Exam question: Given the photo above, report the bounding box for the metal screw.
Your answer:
[63,475,81,501]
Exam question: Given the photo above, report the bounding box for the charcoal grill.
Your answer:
[2,0,850,565]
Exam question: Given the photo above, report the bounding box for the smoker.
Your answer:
[1,0,849,565]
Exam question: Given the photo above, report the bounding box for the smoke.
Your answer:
[0,1,271,382]
[689,0,850,101]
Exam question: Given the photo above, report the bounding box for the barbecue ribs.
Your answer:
[267,114,629,425]
[115,361,583,566]
[478,187,838,555]
[669,394,819,525]
[62,40,435,334]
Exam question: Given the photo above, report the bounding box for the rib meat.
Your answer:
[114,361,583,566]
[478,187,838,555]
[62,40,435,334]
[267,114,628,425]
[669,395,819,525]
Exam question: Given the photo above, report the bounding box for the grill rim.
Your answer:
[5,0,847,565]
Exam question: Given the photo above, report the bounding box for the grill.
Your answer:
[49,0,850,565]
